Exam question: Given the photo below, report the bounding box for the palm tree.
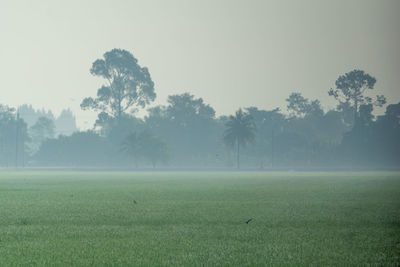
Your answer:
[223,109,256,169]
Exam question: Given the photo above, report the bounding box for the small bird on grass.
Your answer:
[133,200,137,204]
[245,218,253,224]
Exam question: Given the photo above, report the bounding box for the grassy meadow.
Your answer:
[0,171,399,266]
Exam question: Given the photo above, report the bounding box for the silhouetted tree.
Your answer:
[328,70,386,125]
[166,93,215,123]
[18,104,55,127]
[145,93,220,167]
[34,131,109,166]
[336,101,355,128]
[138,131,169,168]
[81,49,156,123]
[224,109,256,169]
[286,92,323,118]
[319,110,348,143]
[121,132,141,168]
[97,113,144,145]
[29,116,55,154]
[121,130,169,168]
[0,105,29,167]
[55,109,78,136]
[371,103,400,166]
[246,107,285,168]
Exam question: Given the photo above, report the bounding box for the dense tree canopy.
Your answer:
[328,69,386,124]
[286,92,323,118]
[122,131,169,168]
[145,93,220,167]
[0,105,28,167]
[29,116,55,154]
[1,67,398,169]
[81,49,156,122]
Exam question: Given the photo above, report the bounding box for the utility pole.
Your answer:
[15,111,19,169]
[21,128,24,168]
[271,126,274,168]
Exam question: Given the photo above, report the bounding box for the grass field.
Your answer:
[0,171,399,266]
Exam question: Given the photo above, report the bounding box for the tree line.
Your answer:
[0,49,399,169]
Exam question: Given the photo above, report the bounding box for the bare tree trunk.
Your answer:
[15,112,19,169]
[271,127,275,168]
[354,99,358,127]
[237,140,240,170]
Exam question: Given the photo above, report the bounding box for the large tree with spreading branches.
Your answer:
[328,69,386,125]
[81,49,156,124]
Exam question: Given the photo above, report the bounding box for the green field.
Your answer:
[0,172,399,266]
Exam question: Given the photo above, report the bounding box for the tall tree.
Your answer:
[18,104,55,127]
[166,93,215,124]
[29,116,55,154]
[138,131,169,168]
[121,130,169,168]
[145,93,219,166]
[328,70,386,124]
[223,109,256,169]
[0,105,29,167]
[286,92,323,118]
[121,132,141,167]
[81,49,156,123]
[55,109,78,136]
[245,107,285,168]
[376,103,400,165]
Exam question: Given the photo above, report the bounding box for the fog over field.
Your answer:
[1,0,400,170]
[0,0,399,170]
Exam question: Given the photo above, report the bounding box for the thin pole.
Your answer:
[237,139,240,169]
[271,126,274,168]
[15,111,19,168]
[21,128,24,168]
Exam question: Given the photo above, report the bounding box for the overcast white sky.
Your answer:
[0,0,399,129]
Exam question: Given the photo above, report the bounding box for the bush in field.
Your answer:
[122,130,169,168]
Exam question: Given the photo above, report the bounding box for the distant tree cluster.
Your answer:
[1,49,399,169]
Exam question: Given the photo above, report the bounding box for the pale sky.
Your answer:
[1,0,399,129]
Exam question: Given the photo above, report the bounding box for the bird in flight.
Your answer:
[245,218,253,224]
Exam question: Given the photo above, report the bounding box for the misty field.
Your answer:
[0,172,399,266]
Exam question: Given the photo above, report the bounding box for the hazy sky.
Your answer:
[1,0,399,129]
